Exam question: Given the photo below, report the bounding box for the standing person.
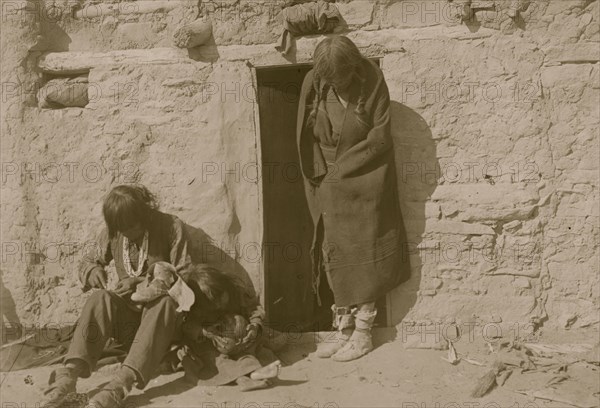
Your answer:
[41,184,191,408]
[297,36,410,362]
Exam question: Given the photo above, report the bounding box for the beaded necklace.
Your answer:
[122,230,149,277]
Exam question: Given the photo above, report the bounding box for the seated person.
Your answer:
[41,184,191,408]
[178,264,281,391]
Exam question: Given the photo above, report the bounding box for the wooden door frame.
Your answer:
[249,66,267,313]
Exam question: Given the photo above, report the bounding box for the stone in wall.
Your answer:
[336,0,374,27]
[37,76,89,108]
[380,0,456,29]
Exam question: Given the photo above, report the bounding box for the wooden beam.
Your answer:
[38,48,196,74]
[37,26,496,74]
[74,0,189,19]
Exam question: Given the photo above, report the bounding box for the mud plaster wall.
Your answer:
[1,0,598,336]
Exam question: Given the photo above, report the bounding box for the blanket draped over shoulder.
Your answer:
[296,59,411,307]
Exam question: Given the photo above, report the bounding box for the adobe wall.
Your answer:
[1,1,598,338]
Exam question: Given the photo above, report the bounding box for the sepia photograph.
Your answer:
[1,1,599,407]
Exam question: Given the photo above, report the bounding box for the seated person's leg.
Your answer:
[87,295,182,408]
[42,290,141,407]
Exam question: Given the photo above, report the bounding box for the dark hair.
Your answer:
[102,184,158,238]
[182,264,241,323]
[308,36,368,128]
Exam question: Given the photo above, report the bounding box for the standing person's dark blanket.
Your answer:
[41,185,192,408]
[296,36,410,362]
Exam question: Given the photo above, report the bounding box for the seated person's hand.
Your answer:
[200,315,256,355]
[242,322,262,345]
[88,267,107,289]
[182,318,206,343]
[114,276,143,297]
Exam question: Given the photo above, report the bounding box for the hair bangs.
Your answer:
[102,185,157,238]
[183,265,240,316]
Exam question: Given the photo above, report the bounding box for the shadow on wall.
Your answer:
[187,36,220,63]
[390,101,438,326]
[183,223,256,299]
[1,272,22,344]
[37,19,71,53]
[463,3,533,32]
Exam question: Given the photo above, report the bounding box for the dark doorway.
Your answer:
[256,64,329,332]
[256,61,387,333]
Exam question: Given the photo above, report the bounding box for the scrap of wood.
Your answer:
[496,368,512,386]
[545,373,570,387]
[516,349,537,371]
[459,355,486,366]
[441,340,460,365]
[531,355,565,366]
[523,343,594,355]
[513,389,598,408]
[471,361,506,398]
[495,350,532,368]
[0,333,36,350]
[530,364,563,374]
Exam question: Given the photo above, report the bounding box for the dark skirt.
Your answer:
[318,212,404,308]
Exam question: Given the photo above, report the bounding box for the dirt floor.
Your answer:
[1,328,599,408]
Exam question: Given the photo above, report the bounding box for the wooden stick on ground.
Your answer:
[471,361,506,398]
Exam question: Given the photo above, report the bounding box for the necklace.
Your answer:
[122,231,149,277]
[332,88,349,109]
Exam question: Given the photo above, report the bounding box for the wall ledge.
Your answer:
[73,0,190,19]
[38,25,499,73]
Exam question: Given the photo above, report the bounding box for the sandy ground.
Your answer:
[2,329,599,408]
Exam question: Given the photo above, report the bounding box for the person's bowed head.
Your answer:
[203,314,251,356]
